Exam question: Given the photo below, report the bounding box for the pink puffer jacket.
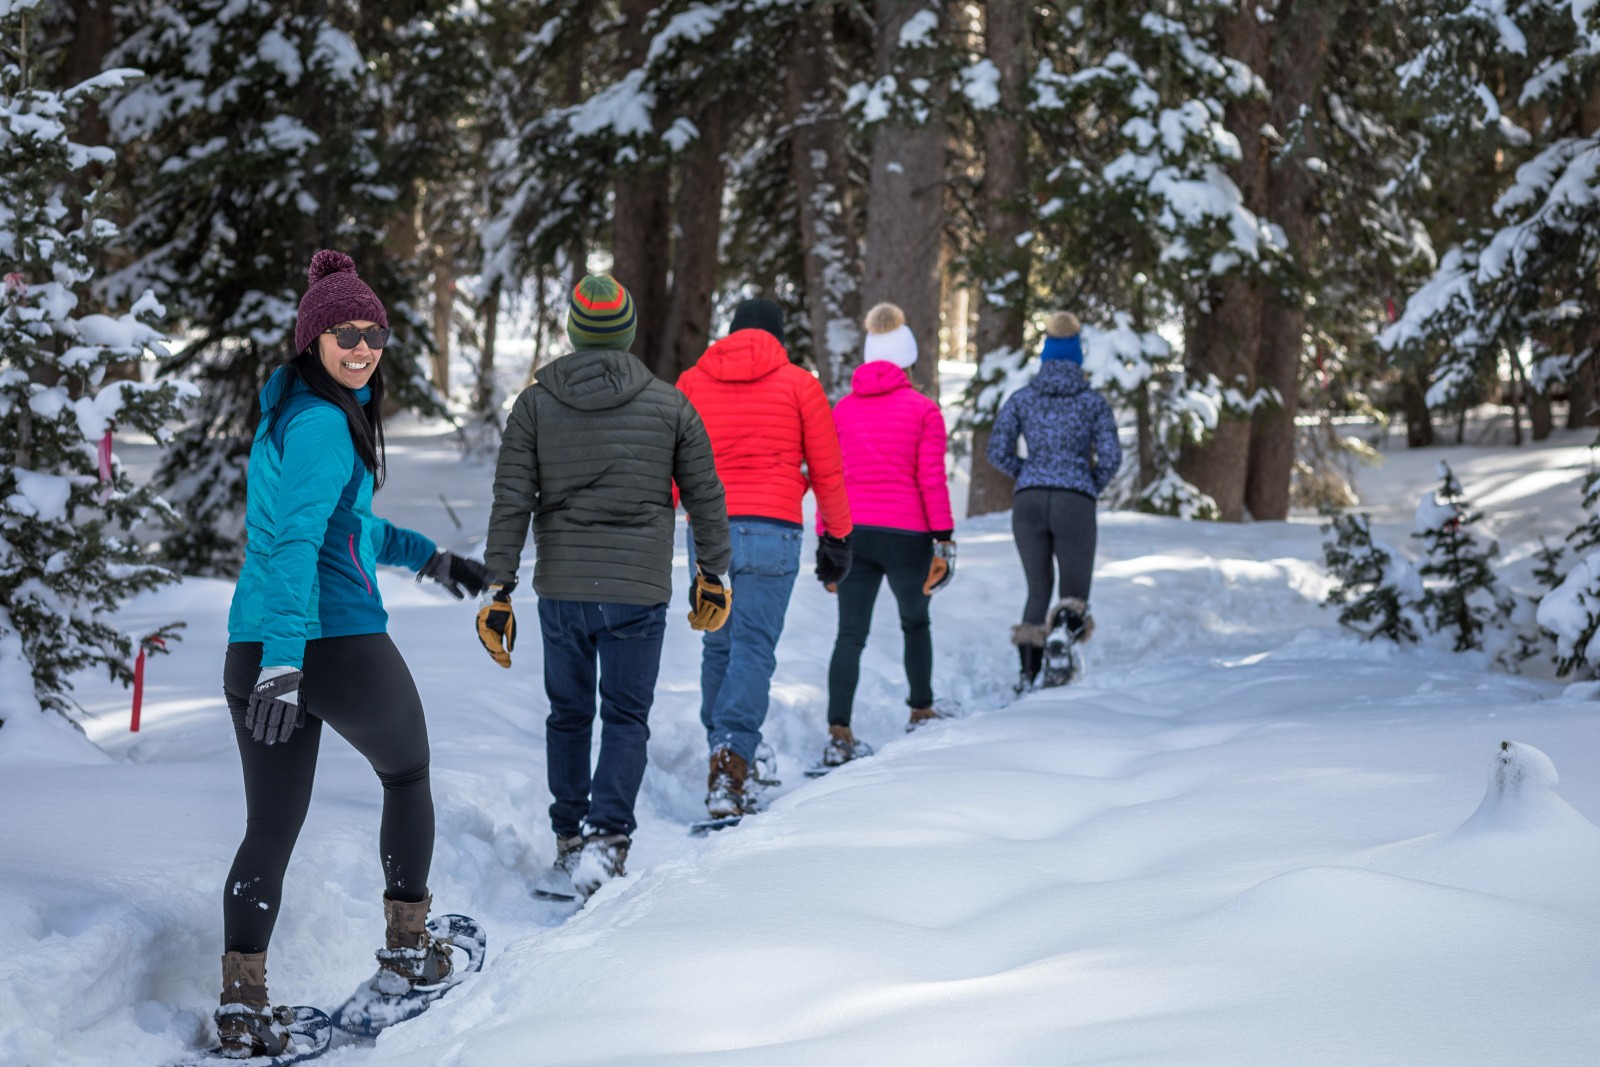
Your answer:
[831,361,954,535]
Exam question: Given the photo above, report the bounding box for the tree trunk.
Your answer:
[1568,357,1598,428]
[863,0,947,400]
[611,0,673,373]
[787,9,861,396]
[1246,0,1337,521]
[1529,388,1553,440]
[477,283,499,414]
[662,101,729,381]
[1403,370,1434,446]
[431,245,452,396]
[1177,6,1271,522]
[966,0,1029,518]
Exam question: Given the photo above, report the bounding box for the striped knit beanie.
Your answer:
[567,274,637,351]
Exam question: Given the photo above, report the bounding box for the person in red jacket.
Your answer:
[677,299,854,819]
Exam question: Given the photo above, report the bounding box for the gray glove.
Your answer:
[246,666,304,745]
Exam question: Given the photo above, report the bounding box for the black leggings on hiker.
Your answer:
[1013,486,1098,625]
[222,634,432,954]
[828,527,934,725]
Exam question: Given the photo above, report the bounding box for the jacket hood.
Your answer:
[1034,359,1089,398]
[538,348,655,411]
[260,365,294,413]
[696,329,790,382]
[850,359,912,397]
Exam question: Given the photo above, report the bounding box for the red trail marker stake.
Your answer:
[130,636,166,733]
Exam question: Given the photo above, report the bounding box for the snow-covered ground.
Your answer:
[3,421,1599,1065]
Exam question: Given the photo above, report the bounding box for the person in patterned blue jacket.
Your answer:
[213,251,490,1058]
[986,311,1122,690]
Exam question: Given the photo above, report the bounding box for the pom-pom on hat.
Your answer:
[862,302,917,368]
[1041,309,1083,364]
[1045,311,1080,338]
[567,274,638,351]
[294,250,388,355]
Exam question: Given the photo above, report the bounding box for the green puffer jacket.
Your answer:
[484,347,731,605]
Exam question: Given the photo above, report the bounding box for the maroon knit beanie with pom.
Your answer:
[294,250,388,354]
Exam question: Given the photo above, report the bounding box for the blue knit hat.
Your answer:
[1041,311,1082,364]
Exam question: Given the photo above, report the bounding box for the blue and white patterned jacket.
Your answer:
[986,361,1122,497]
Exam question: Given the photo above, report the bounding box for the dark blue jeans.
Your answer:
[690,519,802,763]
[538,599,668,838]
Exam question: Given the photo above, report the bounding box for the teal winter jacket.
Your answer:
[227,366,436,668]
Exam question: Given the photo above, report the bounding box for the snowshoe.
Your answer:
[1040,598,1090,688]
[332,914,485,1037]
[689,813,745,835]
[807,726,873,777]
[172,1006,331,1066]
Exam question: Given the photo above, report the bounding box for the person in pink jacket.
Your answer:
[824,303,956,765]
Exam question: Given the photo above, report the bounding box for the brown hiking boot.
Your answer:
[373,894,453,995]
[907,705,954,731]
[706,746,749,819]
[215,951,290,1059]
[572,831,631,898]
[822,724,874,767]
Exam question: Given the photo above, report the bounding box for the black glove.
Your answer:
[816,533,852,589]
[418,550,491,599]
[246,666,304,745]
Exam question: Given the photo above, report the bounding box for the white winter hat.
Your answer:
[862,303,918,369]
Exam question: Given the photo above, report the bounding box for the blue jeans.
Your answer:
[689,519,802,763]
[538,598,667,838]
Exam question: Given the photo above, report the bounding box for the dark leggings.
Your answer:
[222,634,433,954]
[828,527,934,725]
[1013,487,1098,625]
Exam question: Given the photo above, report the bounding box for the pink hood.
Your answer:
[830,362,954,535]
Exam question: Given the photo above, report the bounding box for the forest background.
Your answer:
[3,0,1600,715]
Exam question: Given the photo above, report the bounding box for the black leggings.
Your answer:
[1013,487,1098,625]
[828,527,934,724]
[222,634,433,954]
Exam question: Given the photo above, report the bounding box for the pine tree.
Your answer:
[103,0,454,576]
[1380,0,1600,442]
[1412,461,1502,651]
[1,1,189,724]
[1322,512,1423,643]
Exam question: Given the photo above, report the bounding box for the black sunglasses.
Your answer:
[324,325,391,350]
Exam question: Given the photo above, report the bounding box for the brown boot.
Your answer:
[215,951,290,1058]
[572,831,631,898]
[907,705,954,731]
[822,725,874,767]
[706,746,749,819]
[374,894,453,995]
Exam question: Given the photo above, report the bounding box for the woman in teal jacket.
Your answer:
[214,251,488,1056]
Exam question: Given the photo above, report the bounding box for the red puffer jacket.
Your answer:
[677,329,852,536]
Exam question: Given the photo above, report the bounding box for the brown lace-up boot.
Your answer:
[216,951,290,1059]
[374,894,453,996]
[705,746,749,819]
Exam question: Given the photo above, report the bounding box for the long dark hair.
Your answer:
[271,346,387,489]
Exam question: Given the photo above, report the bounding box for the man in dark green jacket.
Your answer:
[478,273,731,900]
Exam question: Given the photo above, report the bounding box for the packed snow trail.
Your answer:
[3,423,1598,1064]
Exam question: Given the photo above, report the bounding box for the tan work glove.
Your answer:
[687,569,732,632]
[476,583,516,668]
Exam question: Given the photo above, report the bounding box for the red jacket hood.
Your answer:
[695,329,790,382]
[850,359,912,396]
